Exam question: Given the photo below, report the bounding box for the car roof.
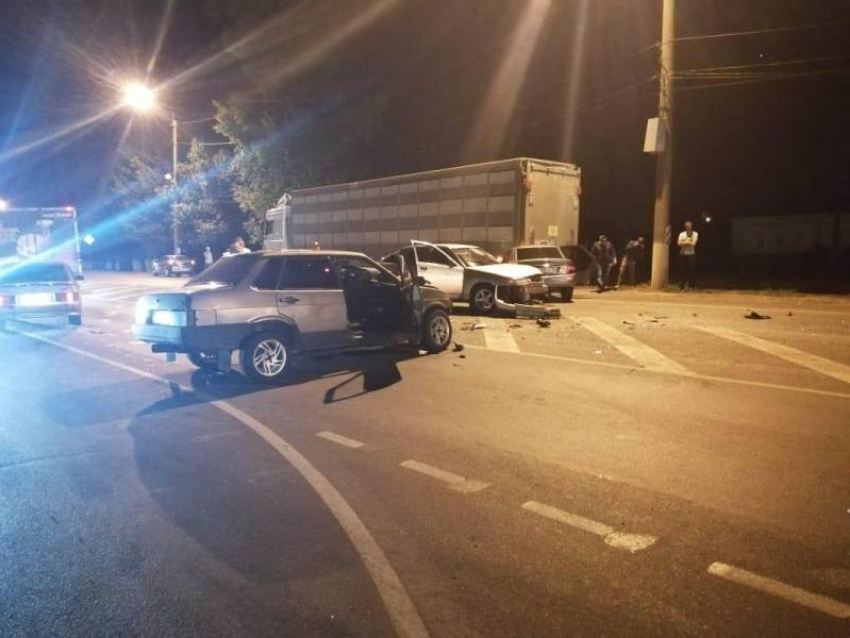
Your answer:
[435,243,477,250]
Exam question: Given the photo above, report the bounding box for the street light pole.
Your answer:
[171,113,180,254]
[650,0,675,289]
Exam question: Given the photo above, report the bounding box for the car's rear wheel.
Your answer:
[68,314,82,326]
[421,309,452,353]
[470,284,496,314]
[240,332,291,383]
[560,287,574,302]
[187,349,220,370]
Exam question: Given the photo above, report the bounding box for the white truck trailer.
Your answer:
[264,157,581,258]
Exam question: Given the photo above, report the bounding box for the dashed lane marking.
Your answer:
[483,329,520,353]
[15,329,430,638]
[317,431,366,449]
[522,501,658,553]
[708,562,850,619]
[400,460,490,494]
[698,326,850,386]
[570,316,690,374]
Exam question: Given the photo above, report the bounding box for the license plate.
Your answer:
[17,293,54,306]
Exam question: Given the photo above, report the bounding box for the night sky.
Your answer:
[1,0,849,244]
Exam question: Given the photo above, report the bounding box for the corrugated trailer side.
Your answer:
[281,158,579,257]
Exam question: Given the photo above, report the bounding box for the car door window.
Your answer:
[332,255,396,284]
[252,258,286,290]
[280,256,339,289]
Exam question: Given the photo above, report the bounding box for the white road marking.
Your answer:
[400,460,489,493]
[15,330,430,638]
[708,562,850,619]
[571,316,689,374]
[699,326,850,386]
[483,329,520,353]
[522,501,658,553]
[463,345,850,401]
[317,431,366,449]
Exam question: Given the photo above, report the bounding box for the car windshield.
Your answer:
[448,246,499,267]
[516,247,563,260]
[189,254,255,286]
[0,263,71,285]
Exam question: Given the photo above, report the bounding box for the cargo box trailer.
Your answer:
[264,157,580,258]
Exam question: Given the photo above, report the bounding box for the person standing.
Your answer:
[615,235,645,288]
[677,221,698,290]
[590,234,617,292]
[203,246,213,268]
[225,236,251,256]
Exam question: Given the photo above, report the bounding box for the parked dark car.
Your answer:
[504,245,575,301]
[151,254,195,277]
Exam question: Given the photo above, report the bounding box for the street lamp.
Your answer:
[122,82,156,112]
[121,81,181,253]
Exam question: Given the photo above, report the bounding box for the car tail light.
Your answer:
[54,291,80,303]
[566,265,576,274]
[0,295,14,307]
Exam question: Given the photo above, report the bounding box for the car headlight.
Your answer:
[151,310,188,327]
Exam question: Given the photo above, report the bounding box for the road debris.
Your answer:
[516,303,561,319]
[508,323,523,330]
[536,318,551,328]
[622,320,635,326]
[787,311,794,317]
[461,322,487,331]
[452,342,465,352]
[459,354,466,359]
[745,310,771,320]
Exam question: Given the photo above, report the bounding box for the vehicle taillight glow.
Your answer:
[566,265,576,274]
[54,291,80,303]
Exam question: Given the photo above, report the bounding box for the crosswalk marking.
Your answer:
[699,326,850,386]
[483,329,520,353]
[571,317,690,374]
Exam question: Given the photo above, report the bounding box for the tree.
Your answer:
[213,94,386,244]
[173,139,246,257]
[109,153,173,258]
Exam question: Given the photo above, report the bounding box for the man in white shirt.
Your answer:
[677,221,698,290]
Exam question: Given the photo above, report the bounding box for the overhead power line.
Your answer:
[670,20,850,43]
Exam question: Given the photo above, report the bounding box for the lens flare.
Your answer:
[122,82,156,112]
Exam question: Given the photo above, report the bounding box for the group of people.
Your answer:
[589,222,698,291]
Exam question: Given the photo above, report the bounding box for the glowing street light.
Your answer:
[0,199,9,212]
[122,82,156,112]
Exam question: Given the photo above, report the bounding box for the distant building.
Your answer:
[731,213,850,255]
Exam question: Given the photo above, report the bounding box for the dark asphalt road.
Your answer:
[0,273,848,637]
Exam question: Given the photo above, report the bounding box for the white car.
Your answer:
[383,241,547,314]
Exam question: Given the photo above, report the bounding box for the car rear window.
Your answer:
[189,254,256,286]
[0,263,72,285]
[517,247,563,260]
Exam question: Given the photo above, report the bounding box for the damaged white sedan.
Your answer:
[383,241,547,314]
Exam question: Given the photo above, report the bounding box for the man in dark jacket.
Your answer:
[615,235,646,288]
[590,235,617,291]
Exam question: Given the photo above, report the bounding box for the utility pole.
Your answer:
[171,113,180,254]
[650,0,675,289]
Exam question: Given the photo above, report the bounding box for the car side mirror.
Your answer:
[75,274,85,281]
